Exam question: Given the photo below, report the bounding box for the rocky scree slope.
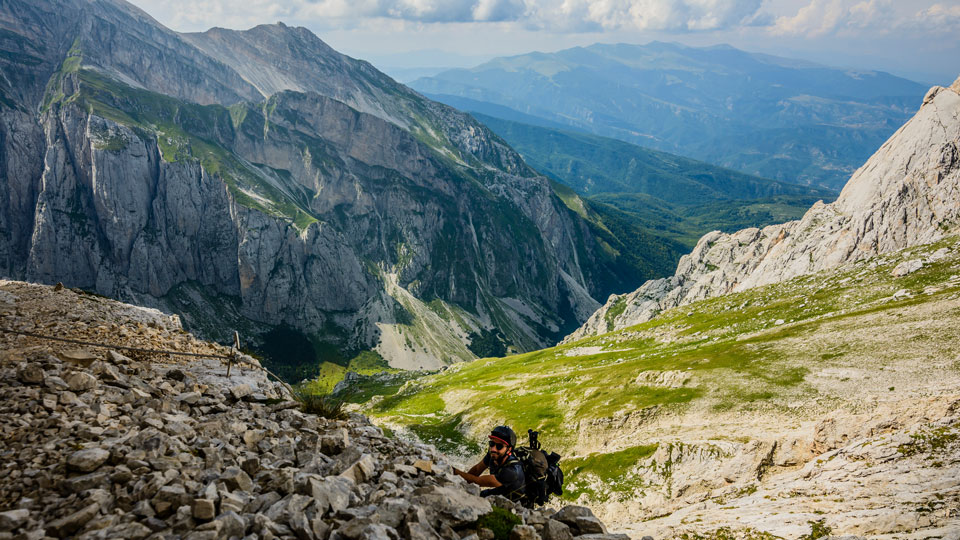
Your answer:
[0,0,638,370]
[0,279,629,540]
[568,75,960,342]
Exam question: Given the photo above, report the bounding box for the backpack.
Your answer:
[513,429,564,507]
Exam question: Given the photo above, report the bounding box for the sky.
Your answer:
[129,0,960,85]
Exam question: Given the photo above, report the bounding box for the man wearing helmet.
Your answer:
[453,425,526,500]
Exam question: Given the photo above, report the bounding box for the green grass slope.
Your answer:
[357,233,960,505]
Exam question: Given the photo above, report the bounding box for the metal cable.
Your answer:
[0,326,233,359]
[0,326,298,398]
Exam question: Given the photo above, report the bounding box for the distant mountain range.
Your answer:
[411,42,928,190]
[471,112,835,253]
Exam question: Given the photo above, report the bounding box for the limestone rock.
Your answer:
[0,509,29,532]
[16,363,44,384]
[45,502,100,537]
[67,448,111,473]
[64,370,97,392]
[510,524,539,540]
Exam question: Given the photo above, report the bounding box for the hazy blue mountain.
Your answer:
[471,113,835,203]
[471,112,835,255]
[412,42,927,189]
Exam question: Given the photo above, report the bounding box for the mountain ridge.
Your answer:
[412,41,927,189]
[0,0,644,373]
[567,75,960,341]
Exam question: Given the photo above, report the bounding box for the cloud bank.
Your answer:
[770,0,960,37]
[136,0,960,41]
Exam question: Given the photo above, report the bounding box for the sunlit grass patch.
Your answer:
[562,444,659,502]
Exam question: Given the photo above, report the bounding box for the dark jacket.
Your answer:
[480,452,525,500]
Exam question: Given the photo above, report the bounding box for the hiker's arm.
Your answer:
[467,461,486,476]
[454,461,502,487]
[454,470,502,488]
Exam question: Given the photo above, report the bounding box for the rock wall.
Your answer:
[0,0,638,367]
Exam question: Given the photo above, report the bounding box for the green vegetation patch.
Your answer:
[475,506,523,540]
[898,425,959,458]
[676,527,783,540]
[407,414,483,456]
[605,296,628,331]
[562,444,658,502]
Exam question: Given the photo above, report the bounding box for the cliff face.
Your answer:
[568,75,960,341]
[0,0,637,369]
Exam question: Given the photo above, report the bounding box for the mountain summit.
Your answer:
[0,0,644,372]
[569,74,960,341]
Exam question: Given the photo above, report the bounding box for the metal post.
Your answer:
[227,330,240,377]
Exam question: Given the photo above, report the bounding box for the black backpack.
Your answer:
[513,429,564,507]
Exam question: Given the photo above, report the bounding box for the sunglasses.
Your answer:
[488,441,506,450]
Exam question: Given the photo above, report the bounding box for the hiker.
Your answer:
[453,425,526,500]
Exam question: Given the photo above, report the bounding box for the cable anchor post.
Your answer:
[227,330,240,377]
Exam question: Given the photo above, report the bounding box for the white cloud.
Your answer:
[134,0,768,32]
[912,3,960,33]
[770,0,960,37]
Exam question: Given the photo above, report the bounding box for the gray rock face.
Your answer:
[0,0,635,368]
[66,448,110,473]
[568,75,960,341]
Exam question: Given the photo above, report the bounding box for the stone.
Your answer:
[412,460,433,474]
[0,509,29,532]
[58,350,98,367]
[230,384,252,400]
[403,520,443,540]
[107,350,133,364]
[340,454,378,483]
[193,498,216,520]
[414,485,492,527]
[16,363,45,385]
[214,510,246,539]
[892,259,924,276]
[219,491,247,514]
[573,535,630,540]
[319,428,350,454]
[64,371,97,392]
[67,447,111,472]
[510,524,539,540]
[220,466,253,492]
[551,506,596,527]
[45,502,100,537]
[541,519,574,540]
[574,516,606,535]
[176,391,202,404]
[152,484,190,517]
[106,522,153,539]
